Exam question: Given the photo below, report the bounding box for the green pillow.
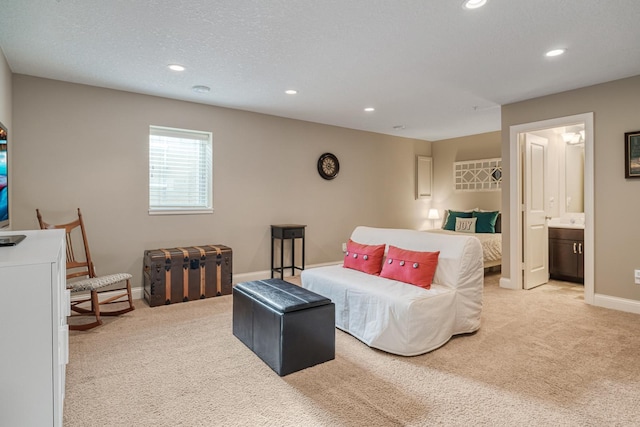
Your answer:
[444,210,473,231]
[472,211,499,233]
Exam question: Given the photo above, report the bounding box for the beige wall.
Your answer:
[11,75,432,285]
[431,131,502,225]
[0,49,10,129]
[501,74,640,301]
[0,49,11,230]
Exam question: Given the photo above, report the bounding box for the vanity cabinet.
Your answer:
[548,227,584,283]
[0,229,69,427]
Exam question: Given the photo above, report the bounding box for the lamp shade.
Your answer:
[427,208,440,220]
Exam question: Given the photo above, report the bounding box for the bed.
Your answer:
[427,210,502,269]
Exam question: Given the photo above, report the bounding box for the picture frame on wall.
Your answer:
[624,130,640,178]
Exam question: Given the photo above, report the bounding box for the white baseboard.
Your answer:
[593,293,640,315]
[232,261,341,284]
[131,286,144,300]
[499,276,515,289]
[496,276,640,315]
[71,287,145,302]
[78,261,343,303]
[80,264,640,317]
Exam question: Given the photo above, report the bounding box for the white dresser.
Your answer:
[0,229,69,427]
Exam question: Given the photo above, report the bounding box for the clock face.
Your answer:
[322,157,336,175]
[317,153,339,180]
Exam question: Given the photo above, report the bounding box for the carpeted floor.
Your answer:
[63,273,640,426]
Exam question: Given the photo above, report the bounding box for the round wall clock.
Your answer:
[317,152,340,180]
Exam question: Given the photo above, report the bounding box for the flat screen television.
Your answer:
[0,121,8,229]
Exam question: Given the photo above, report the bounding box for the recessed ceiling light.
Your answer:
[285,89,298,95]
[545,48,566,57]
[462,0,487,9]
[192,85,210,94]
[393,125,406,130]
[364,107,375,112]
[168,64,185,71]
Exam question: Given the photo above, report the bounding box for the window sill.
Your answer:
[148,209,214,216]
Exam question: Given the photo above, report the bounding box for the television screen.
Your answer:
[0,122,8,228]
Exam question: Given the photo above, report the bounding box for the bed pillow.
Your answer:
[472,211,499,233]
[441,208,477,229]
[455,217,477,233]
[443,210,473,231]
[343,240,386,275]
[380,245,439,289]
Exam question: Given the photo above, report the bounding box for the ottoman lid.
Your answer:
[235,279,331,313]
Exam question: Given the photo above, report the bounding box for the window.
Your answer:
[149,126,213,214]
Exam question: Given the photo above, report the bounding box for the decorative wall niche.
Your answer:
[416,156,433,199]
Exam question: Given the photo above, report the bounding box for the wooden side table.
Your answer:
[271,224,306,279]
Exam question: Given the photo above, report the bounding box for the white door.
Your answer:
[523,133,549,289]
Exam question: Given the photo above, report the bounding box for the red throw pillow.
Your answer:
[343,240,386,275]
[380,246,439,289]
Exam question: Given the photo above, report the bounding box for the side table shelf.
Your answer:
[271,224,306,279]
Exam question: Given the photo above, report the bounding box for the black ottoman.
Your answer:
[232,279,335,376]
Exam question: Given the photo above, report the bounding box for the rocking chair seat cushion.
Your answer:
[68,273,133,292]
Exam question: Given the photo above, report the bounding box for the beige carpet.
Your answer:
[64,273,640,426]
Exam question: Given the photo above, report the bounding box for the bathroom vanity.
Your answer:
[548,225,584,284]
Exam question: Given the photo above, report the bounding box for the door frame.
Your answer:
[506,113,594,304]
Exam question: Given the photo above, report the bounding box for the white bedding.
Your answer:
[301,226,484,356]
[426,229,501,265]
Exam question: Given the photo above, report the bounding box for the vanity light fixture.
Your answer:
[168,64,185,71]
[462,0,487,9]
[285,89,298,95]
[545,48,566,57]
[364,107,375,112]
[562,132,584,145]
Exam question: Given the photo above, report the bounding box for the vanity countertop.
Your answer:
[548,223,584,230]
[548,218,584,229]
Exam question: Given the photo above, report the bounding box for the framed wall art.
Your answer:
[624,130,640,178]
[453,157,502,191]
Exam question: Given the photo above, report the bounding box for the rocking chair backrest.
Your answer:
[36,208,97,280]
[36,208,135,330]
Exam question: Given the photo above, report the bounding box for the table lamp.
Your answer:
[427,208,440,229]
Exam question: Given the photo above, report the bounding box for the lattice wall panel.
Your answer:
[453,158,502,191]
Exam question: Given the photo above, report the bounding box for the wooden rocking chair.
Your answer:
[36,208,135,330]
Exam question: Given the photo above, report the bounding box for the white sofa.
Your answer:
[300,226,484,356]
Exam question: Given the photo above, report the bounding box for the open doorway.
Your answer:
[506,113,594,304]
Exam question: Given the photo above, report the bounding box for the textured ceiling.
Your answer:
[1,1,639,141]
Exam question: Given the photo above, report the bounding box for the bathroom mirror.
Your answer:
[565,143,584,213]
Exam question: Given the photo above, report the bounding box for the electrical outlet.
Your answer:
[342,242,347,252]
[635,270,640,285]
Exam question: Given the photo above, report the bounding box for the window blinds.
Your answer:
[149,126,213,213]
